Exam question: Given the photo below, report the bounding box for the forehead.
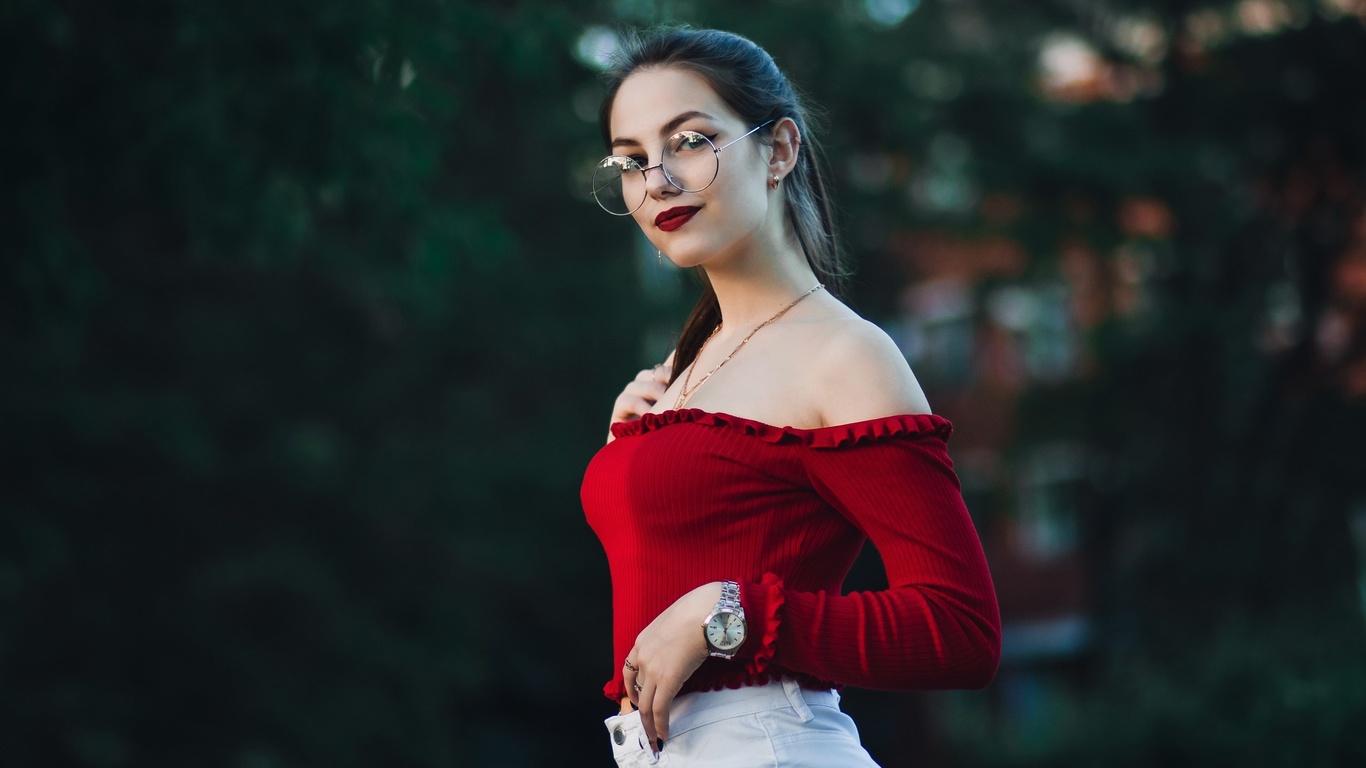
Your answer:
[610,66,738,141]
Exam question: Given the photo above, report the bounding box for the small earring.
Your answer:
[769,173,781,190]
[657,249,663,266]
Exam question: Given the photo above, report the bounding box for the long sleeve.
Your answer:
[739,432,1001,690]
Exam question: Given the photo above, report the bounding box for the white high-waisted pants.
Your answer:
[603,678,882,767]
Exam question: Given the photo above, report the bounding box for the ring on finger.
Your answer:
[623,658,638,673]
[633,682,642,693]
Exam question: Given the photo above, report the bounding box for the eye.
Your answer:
[668,131,714,154]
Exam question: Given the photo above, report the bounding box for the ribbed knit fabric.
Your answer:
[581,408,1001,703]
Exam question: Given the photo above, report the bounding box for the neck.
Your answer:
[703,232,821,332]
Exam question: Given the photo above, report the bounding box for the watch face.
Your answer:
[706,612,746,651]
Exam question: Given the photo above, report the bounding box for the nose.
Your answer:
[641,162,678,200]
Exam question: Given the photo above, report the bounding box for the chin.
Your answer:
[659,235,741,270]
[663,252,707,269]
[652,238,702,268]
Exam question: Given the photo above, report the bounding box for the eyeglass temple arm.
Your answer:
[715,119,777,153]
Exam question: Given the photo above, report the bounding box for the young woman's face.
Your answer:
[607,67,774,269]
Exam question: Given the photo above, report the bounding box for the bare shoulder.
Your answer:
[809,314,931,426]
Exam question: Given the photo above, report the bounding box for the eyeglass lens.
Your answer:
[591,131,721,216]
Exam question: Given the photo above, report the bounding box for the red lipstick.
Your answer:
[655,206,700,231]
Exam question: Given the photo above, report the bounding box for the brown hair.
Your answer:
[600,27,848,385]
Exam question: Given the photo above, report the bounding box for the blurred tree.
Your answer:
[2,1,645,765]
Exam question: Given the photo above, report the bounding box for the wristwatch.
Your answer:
[702,580,747,660]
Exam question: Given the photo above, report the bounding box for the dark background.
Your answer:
[5,0,1366,766]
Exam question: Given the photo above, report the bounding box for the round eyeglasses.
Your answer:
[591,121,775,216]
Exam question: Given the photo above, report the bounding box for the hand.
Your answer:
[605,352,674,443]
[621,581,722,753]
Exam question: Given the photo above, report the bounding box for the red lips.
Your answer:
[655,206,700,232]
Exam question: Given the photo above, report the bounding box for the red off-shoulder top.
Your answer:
[580,408,1000,703]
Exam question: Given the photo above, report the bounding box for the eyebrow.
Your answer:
[611,110,716,151]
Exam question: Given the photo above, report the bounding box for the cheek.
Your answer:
[720,151,772,221]
[720,173,770,226]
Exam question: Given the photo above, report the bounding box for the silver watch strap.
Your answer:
[716,580,744,619]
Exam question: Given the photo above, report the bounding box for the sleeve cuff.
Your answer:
[737,573,785,675]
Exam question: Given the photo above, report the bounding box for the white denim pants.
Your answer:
[603,678,882,767]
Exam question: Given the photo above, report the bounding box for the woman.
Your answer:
[580,27,1000,767]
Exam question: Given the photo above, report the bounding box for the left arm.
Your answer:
[756,318,998,688]
[742,429,1001,689]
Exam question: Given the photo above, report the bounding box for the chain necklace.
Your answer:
[674,283,825,409]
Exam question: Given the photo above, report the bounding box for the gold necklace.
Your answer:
[674,283,824,409]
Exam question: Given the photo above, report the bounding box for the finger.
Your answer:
[612,383,666,420]
[623,658,640,709]
[610,395,655,423]
[652,363,672,384]
[651,679,682,744]
[626,380,668,403]
[637,681,658,753]
[623,380,667,401]
[633,367,657,383]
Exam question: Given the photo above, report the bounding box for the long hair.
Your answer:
[599,27,848,386]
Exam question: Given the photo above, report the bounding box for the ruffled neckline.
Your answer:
[609,408,951,449]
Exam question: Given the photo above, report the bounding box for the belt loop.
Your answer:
[782,678,815,723]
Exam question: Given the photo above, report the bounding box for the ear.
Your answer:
[767,118,801,182]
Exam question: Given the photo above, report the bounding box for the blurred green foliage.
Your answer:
[4,1,640,764]
[4,0,1366,766]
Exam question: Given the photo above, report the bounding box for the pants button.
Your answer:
[612,725,626,745]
